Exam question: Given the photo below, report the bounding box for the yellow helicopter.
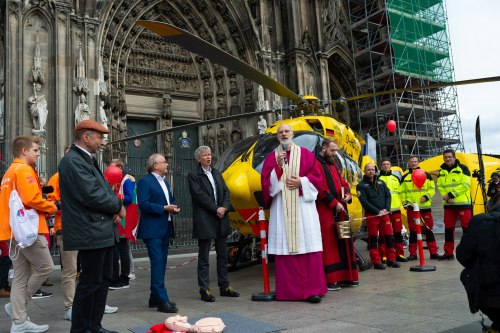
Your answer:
[111,20,500,267]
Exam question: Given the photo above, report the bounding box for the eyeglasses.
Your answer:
[155,161,168,164]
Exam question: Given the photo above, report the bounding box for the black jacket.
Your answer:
[187,164,231,239]
[59,145,122,250]
[356,175,391,215]
[456,206,500,311]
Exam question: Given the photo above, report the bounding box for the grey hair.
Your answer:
[194,146,211,160]
[146,153,164,173]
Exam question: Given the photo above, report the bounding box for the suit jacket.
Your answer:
[187,164,231,239]
[137,173,175,240]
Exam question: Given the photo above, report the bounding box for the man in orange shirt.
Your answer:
[0,136,58,333]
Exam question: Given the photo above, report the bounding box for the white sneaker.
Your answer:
[64,307,72,321]
[4,302,12,319]
[104,305,118,314]
[10,320,49,333]
[128,273,136,281]
[5,303,31,322]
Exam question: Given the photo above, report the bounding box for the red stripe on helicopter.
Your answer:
[325,129,335,136]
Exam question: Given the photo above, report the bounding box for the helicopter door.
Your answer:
[126,118,157,180]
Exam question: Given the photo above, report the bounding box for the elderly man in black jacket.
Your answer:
[187,146,240,302]
[59,120,125,333]
[457,192,500,332]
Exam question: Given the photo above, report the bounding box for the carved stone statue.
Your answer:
[0,90,4,138]
[217,123,229,154]
[257,115,267,135]
[0,73,4,138]
[203,125,215,151]
[75,94,91,125]
[162,92,172,119]
[27,83,48,134]
[99,100,109,143]
[231,120,242,144]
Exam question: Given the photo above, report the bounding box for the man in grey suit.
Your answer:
[187,146,240,302]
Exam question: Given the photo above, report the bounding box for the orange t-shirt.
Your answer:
[0,160,57,241]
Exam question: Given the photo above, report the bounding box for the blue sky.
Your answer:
[446,0,500,154]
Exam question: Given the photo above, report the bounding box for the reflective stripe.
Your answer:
[417,234,422,240]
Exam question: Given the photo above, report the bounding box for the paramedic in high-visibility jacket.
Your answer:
[437,149,472,260]
[401,156,439,261]
[378,159,406,262]
[357,163,400,270]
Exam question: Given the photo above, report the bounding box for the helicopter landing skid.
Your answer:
[227,237,262,272]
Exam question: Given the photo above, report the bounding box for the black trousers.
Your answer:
[197,237,229,292]
[112,238,130,282]
[0,256,12,289]
[71,246,113,333]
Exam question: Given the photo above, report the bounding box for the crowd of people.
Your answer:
[0,120,499,332]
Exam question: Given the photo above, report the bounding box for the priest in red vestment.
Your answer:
[261,124,327,303]
[315,139,359,291]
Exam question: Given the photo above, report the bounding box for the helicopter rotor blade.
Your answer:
[330,76,500,105]
[107,108,273,145]
[136,20,301,101]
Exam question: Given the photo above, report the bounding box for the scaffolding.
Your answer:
[347,0,464,167]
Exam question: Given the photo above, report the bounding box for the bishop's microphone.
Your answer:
[281,143,288,164]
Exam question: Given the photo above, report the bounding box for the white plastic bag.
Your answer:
[9,189,39,248]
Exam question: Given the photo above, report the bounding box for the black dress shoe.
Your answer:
[430,254,440,260]
[157,302,178,313]
[93,328,119,333]
[306,295,321,303]
[438,254,455,261]
[407,255,418,261]
[149,299,176,308]
[220,286,240,297]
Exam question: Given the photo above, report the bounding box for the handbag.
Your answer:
[8,185,39,249]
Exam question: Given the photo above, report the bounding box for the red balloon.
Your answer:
[411,169,427,190]
[104,165,123,186]
[387,120,397,133]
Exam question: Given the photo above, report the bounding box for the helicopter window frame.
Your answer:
[215,135,260,172]
[252,132,321,173]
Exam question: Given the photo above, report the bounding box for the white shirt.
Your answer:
[202,166,217,203]
[75,144,93,158]
[152,172,171,221]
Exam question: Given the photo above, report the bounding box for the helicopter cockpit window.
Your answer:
[252,132,321,173]
[215,135,259,172]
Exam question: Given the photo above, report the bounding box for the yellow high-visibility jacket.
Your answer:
[437,160,471,209]
[379,170,402,211]
[401,168,435,211]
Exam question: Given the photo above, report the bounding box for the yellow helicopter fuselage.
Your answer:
[220,116,366,238]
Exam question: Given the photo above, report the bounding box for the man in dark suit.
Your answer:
[137,153,179,313]
[59,120,125,333]
[187,146,240,302]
